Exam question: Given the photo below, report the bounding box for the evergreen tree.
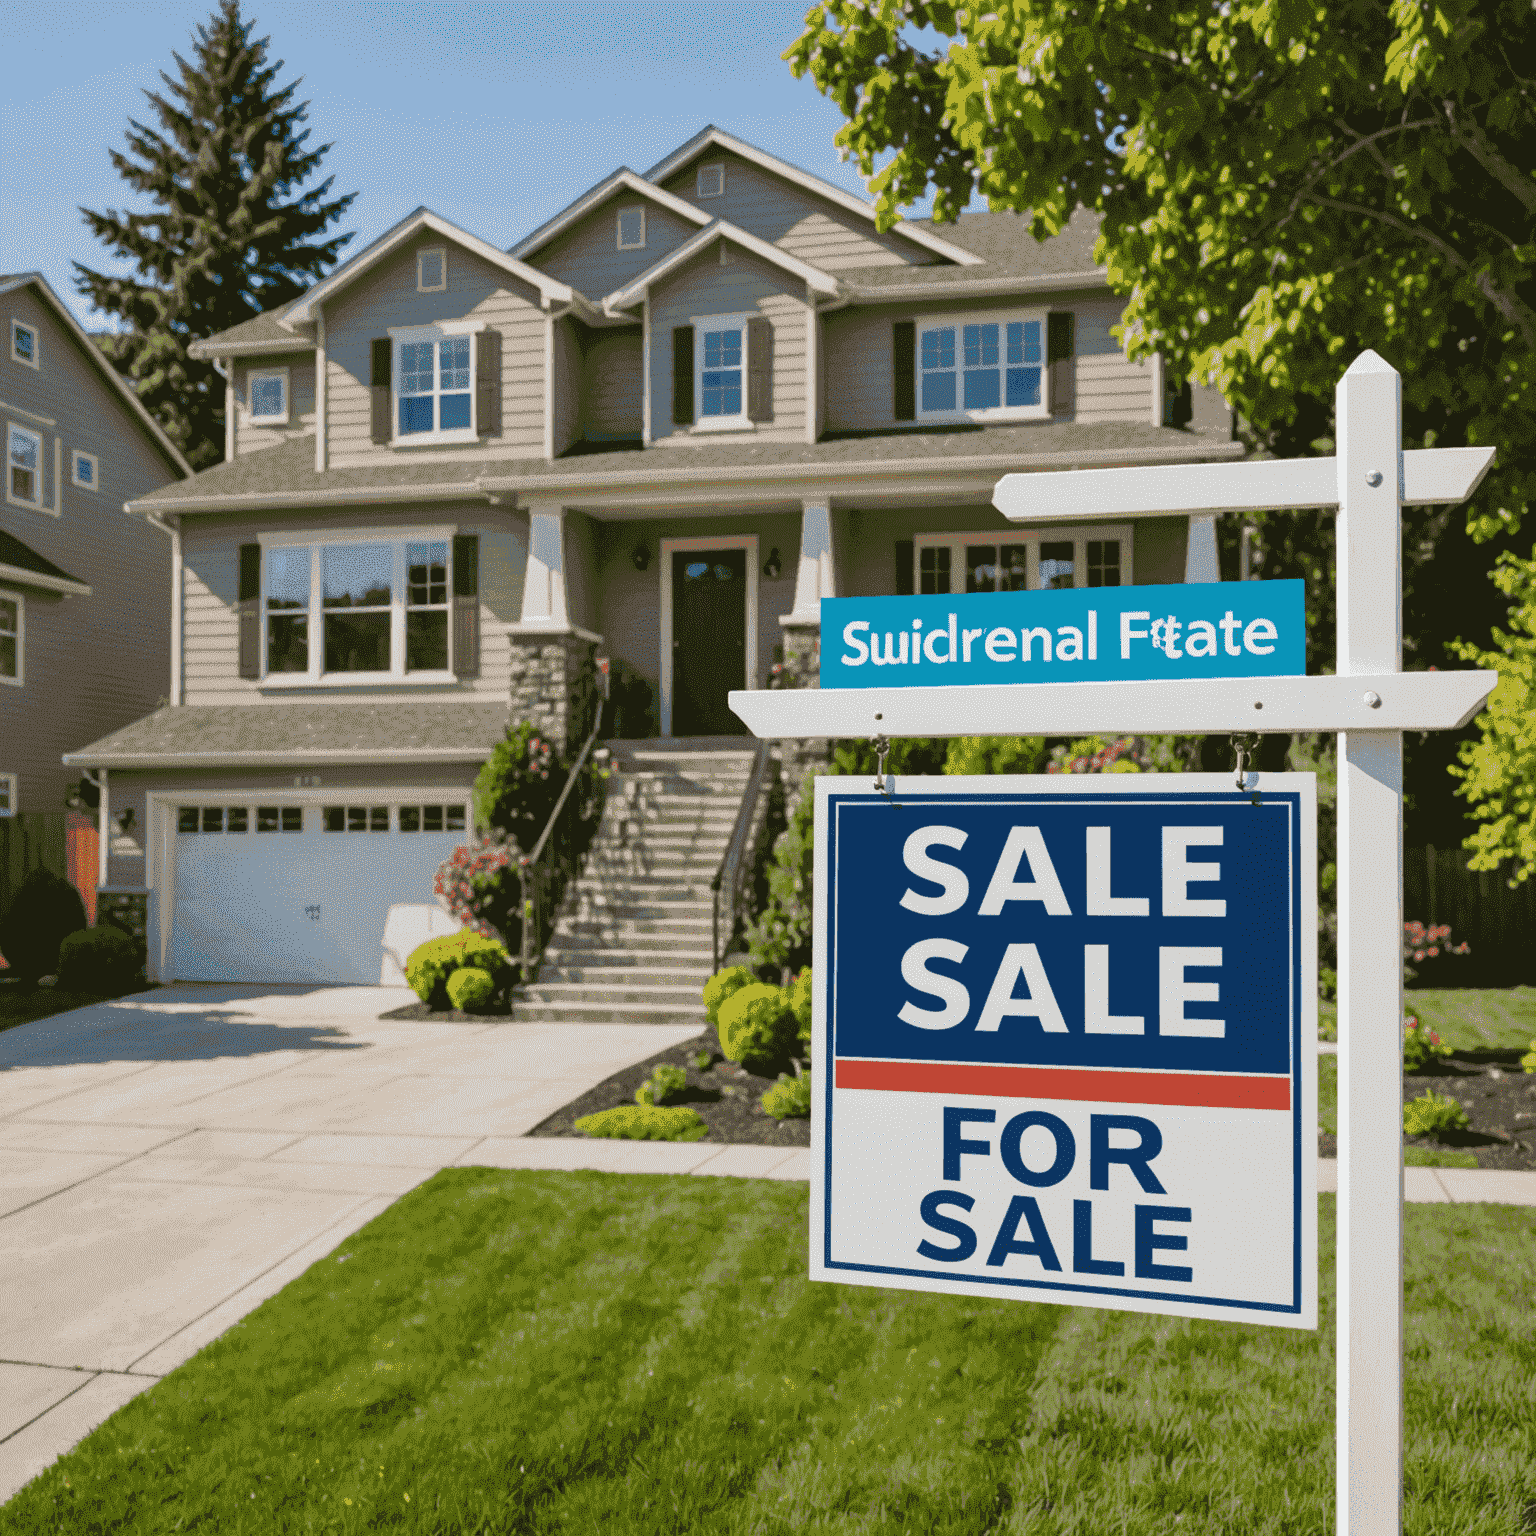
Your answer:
[75,0,356,471]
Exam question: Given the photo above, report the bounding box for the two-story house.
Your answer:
[2,271,191,927]
[64,126,1243,987]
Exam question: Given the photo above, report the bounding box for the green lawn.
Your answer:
[4,1173,1533,1535]
[1404,988,1536,1052]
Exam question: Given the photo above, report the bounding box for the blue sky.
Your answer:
[0,0,928,330]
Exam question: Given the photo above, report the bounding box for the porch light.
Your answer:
[763,547,782,579]
[631,541,650,571]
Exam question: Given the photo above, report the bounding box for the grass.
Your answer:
[3,1172,1533,1535]
[0,980,156,1035]
[1404,988,1536,1052]
[1403,1147,1480,1169]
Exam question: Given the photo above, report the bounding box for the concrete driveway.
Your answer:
[0,983,700,1502]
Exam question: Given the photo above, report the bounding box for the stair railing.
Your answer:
[710,738,772,972]
[516,714,606,984]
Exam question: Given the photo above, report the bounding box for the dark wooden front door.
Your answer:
[671,548,747,735]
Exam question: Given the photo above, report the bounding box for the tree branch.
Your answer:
[1437,99,1536,219]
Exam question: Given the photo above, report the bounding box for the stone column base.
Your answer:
[98,890,149,953]
[507,625,604,754]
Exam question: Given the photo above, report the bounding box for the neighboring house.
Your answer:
[1,272,191,927]
[64,126,1244,986]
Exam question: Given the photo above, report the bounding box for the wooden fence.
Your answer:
[1404,845,1536,987]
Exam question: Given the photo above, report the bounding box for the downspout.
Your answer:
[143,509,183,705]
[211,356,233,462]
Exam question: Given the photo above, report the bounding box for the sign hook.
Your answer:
[871,732,894,799]
[1230,732,1262,807]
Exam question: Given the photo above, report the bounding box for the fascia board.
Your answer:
[843,270,1111,302]
[510,169,713,259]
[0,559,92,597]
[125,479,485,517]
[0,274,193,478]
[643,126,984,266]
[602,220,839,313]
[61,747,496,769]
[187,334,316,361]
[283,209,575,326]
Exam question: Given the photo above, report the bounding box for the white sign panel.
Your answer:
[811,772,1317,1329]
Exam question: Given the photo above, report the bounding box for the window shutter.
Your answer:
[237,543,261,680]
[370,338,392,443]
[452,534,480,680]
[475,328,502,436]
[892,320,916,421]
[746,317,773,423]
[671,326,694,425]
[895,540,914,596]
[1047,311,1076,415]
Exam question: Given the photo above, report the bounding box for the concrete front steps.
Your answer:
[509,738,759,1026]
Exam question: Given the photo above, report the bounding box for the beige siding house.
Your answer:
[64,125,1242,986]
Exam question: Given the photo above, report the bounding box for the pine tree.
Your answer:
[75,0,356,471]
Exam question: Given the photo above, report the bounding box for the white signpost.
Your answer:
[729,352,1498,1536]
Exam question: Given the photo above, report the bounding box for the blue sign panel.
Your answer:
[811,774,1318,1329]
[819,579,1305,688]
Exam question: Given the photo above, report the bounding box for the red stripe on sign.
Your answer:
[835,1059,1291,1111]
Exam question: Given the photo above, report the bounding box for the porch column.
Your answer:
[508,502,604,752]
[1184,512,1221,583]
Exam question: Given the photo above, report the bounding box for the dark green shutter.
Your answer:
[671,326,694,425]
[895,540,914,596]
[1047,311,1075,415]
[893,320,916,420]
[475,329,502,436]
[452,534,480,679]
[746,316,773,422]
[237,543,261,679]
[370,338,392,443]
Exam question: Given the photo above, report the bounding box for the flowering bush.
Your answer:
[1402,1015,1454,1072]
[472,720,564,850]
[1403,920,1470,981]
[434,831,519,944]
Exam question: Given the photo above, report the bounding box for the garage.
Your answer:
[166,796,471,984]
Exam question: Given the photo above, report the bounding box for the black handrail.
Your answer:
[516,714,606,982]
[711,738,772,971]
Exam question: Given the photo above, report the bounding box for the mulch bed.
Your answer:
[1318,1049,1536,1170]
[378,1000,513,1025]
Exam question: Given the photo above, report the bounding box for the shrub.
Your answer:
[761,1071,812,1119]
[434,832,519,945]
[787,968,813,1049]
[1402,1015,1454,1072]
[635,1063,688,1106]
[1520,1038,1536,1074]
[56,926,141,995]
[745,780,815,974]
[473,720,564,849]
[1403,1089,1471,1139]
[445,966,496,1013]
[717,982,795,1069]
[574,1105,707,1141]
[0,867,88,987]
[703,965,755,1026]
[405,930,511,1008]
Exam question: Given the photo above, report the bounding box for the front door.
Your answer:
[671,548,747,735]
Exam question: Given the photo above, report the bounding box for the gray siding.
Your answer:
[232,353,316,457]
[180,503,525,706]
[531,201,704,300]
[658,152,929,271]
[1074,298,1154,424]
[647,246,808,445]
[550,316,582,458]
[1,283,182,817]
[579,326,642,440]
[324,234,547,469]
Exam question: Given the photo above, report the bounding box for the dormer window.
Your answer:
[416,246,447,292]
[248,368,289,425]
[696,163,725,199]
[10,321,38,369]
[617,207,645,250]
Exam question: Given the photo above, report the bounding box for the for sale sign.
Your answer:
[811,773,1317,1329]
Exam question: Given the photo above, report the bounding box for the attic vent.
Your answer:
[697,163,725,199]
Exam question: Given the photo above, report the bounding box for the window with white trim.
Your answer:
[71,451,98,490]
[913,526,1132,595]
[696,163,725,198]
[693,313,750,428]
[617,207,645,250]
[0,773,16,815]
[918,311,1048,422]
[393,325,477,443]
[248,368,289,424]
[263,535,454,682]
[7,424,41,506]
[0,592,20,685]
[417,246,447,292]
[10,321,37,368]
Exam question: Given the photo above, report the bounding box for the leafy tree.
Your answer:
[75,0,356,470]
[1450,549,1536,885]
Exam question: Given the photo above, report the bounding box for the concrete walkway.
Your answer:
[2,987,1531,1505]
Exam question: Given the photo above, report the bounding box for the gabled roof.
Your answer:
[187,308,310,360]
[602,220,840,316]
[645,126,984,268]
[0,527,91,596]
[510,168,713,260]
[282,207,580,327]
[0,274,192,478]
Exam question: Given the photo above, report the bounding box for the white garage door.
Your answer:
[168,799,471,983]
